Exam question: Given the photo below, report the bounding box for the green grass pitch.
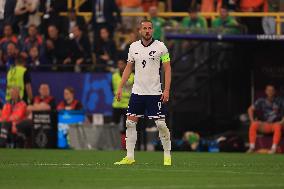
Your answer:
[0,149,284,189]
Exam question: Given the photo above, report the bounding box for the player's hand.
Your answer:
[161,89,170,103]
[116,87,122,102]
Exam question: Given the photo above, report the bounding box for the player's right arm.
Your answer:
[248,99,262,122]
[116,63,133,101]
[248,105,255,122]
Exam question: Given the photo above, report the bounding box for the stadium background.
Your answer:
[0,1,284,189]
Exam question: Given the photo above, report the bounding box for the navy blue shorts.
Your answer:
[126,93,166,119]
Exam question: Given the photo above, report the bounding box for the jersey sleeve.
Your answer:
[160,43,170,64]
[253,98,263,110]
[127,44,135,64]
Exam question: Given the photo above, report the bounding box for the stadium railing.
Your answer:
[64,4,284,35]
[61,0,284,34]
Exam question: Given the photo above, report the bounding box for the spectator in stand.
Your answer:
[94,27,117,72]
[91,0,121,44]
[262,0,280,35]
[4,0,17,33]
[63,8,87,37]
[119,30,138,59]
[27,46,47,70]
[212,6,239,34]
[247,84,283,154]
[40,0,65,36]
[26,83,56,118]
[0,87,27,147]
[0,24,19,66]
[45,25,68,69]
[21,24,44,59]
[14,0,41,37]
[239,0,268,34]
[15,83,56,148]
[57,87,83,111]
[181,7,208,32]
[1,42,19,70]
[149,6,165,40]
[64,25,92,72]
[116,0,142,31]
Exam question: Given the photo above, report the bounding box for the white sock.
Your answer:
[125,120,137,160]
[249,143,255,149]
[155,119,171,158]
[271,144,277,150]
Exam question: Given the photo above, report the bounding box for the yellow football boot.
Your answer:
[114,157,135,165]
[164,156,172,166]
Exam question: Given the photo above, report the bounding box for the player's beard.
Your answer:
[142,33,152,41]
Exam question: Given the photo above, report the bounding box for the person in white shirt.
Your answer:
[14,0,40,28]
[0,0,6,37]
[114,20,172,166]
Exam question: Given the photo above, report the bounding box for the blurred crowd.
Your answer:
[0,0,281,72]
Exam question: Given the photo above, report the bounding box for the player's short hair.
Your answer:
[139,19,153,27]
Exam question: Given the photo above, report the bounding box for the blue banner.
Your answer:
[0,72,114,115]
[0,72,6,104]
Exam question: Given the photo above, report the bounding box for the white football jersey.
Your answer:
[127,39,170,95]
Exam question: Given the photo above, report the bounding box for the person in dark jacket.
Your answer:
[92,0,121,45]
[57,87,83,111]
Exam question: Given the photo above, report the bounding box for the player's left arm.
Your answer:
[161,53,171,103]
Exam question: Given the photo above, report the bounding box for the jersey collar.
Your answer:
[141,38,155,47]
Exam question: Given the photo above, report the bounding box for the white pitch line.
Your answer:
[117,184,284,189]
[2,163,284,176]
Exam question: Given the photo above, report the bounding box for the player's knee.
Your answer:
[250,122,259,129]
[273,124,282,132]
[155,119,167,130]
[126,119,137,129]
[155,119,170,138]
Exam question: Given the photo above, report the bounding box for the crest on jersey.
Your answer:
[149,51,156,56]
